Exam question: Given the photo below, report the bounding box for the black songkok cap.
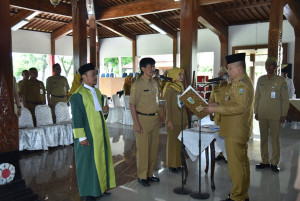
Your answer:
[225,53,246,64]
[78,63,95,75]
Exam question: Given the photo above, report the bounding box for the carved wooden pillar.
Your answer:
[132,40,137,73]
[72,0,87,72]
[173,37,178,67]
[268,0,284,60]
[89,17,97,67]
[219,35,228,68]
[180,0,198,85]
[50,39,55,75]
[294,26,300,98]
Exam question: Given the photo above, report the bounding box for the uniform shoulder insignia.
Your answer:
[283,81,288,89]
[239,78,245,83]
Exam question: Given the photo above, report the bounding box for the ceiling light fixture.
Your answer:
[50,0,61,7]
[149,24,167,35]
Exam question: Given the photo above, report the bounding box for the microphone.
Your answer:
[207,75,228,82]
[160,75,176,82]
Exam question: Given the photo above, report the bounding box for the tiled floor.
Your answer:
[19,121,300,201]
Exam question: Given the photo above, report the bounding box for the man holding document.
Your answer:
[204,53,253,201]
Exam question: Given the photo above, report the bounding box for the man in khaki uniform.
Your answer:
[130,57,160,187]
[205,53,253,201]
[254,56,289,172]
[209,67,231,161]
[18,69,29,100]
[21,67,46,126]
[46,63,70,123]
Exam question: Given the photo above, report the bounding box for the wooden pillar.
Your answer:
[72,0,87,72]
[132,40,137,73]
[89,17,97,67]
[219,35,228,67]
[173,38,178,67]
[180,0,198,85]
[0,0,19,153]
[50,39,55,75]
[96,41,100,69]
[268,0,284,60]
[294,26,300,98]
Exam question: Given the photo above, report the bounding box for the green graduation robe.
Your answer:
[70,86,116,197]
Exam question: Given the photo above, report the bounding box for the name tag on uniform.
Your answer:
[40,89,43,94]
[271,92,275,98]
[64,86,66,92]
[144,89,149,92]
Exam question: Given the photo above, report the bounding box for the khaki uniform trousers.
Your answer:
[26,102,38,126]
[225,136,250,201]
[166,125,181,168]
[259,119,281,165]
[135,114,159,179]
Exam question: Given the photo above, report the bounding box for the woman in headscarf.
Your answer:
[163,67,187,173]
[68,73,82,98]
[123,75,132,95]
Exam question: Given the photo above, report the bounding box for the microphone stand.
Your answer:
[190,82,216,200]
[163,80,191,195]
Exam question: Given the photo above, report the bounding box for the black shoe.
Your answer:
[216,155,225,161]
[102,191,111,196]
[82,196,96,201]
[138,178,150,186]
[271,165,280,172]
[147,176,160,182]
[228,193,249,201]
[255,163,270,169]
[177,166,184,171]
[169,167,179,173]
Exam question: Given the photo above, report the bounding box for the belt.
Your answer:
[137,111,157,116]
[27,101,43,105]
[51,95,66,98]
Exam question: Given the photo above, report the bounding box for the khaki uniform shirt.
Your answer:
[209,83,231,125]
[18,80,25,94]
[129,75,159,114]
[21,79,46,104]
[254,75,289,120]
[216,74,254,138]
[164,86,187,125]
[46,75,69,97]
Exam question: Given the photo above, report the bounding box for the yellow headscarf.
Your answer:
[68,73,82,97]
[162,67,184,98]
[124,75,132,86]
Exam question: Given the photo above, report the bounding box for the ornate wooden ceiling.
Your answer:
[9,0,274,39]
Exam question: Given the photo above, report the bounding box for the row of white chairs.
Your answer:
[106,95,133,125]
[19,102,71,128]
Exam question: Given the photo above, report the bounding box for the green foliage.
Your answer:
[121,57,132,66]
[104,57,119,67]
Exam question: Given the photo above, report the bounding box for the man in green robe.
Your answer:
[70,63,116,201]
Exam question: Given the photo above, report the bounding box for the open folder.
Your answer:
[179,85,208,119]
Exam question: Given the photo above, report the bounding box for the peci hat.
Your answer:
[78,63,95,75]
[225,53,246,64]
[281,64,288,73]
[266,56,277,65]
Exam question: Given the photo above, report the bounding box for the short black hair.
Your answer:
[29,67,37,72]
[139,57,155,74]
[53,63,61,71]
[155,69,159,72]
[22,69,29,74]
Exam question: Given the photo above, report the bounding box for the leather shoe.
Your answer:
[138,178,150,187]
[228,193,249,201]
[147,176,160,182]
[271,165,280,172]
[169,167,179,173]
[255,163,270,169]
[102,191,111,196]
[82,196,95,201]
[216,155,225,161]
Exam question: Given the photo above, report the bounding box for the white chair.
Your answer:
[19,107,34,128]
[35,105,53,126]
[106,94,124,124]
[55,102,71,123]
[122,95,133,125]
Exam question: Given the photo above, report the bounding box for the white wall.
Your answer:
[11,20,295,76]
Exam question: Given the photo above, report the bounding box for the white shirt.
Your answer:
[285,77,295,99]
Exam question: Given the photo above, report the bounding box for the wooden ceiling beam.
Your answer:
[10,9,35,27]
[97,21,136,41]
[283,4,298,28]
[138,15,177,39]
[10,0,72,17]
[95,0,180,20]
[197,0,234,6]
[284,0,300,22]
[51,22,73,41]
[198,6,228,37]
[214,0,271,12]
